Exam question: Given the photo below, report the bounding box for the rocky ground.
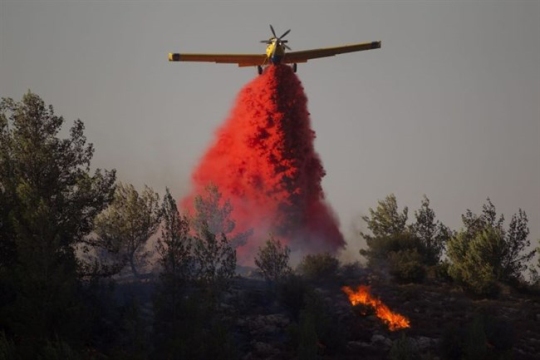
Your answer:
[120,268,540,359]
[220,270,540,360]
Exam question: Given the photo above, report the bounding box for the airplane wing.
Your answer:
[168,53,267,67]
[282,41,381,64]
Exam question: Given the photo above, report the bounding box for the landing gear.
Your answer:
[257,66,263,75]
[292,63,297,73]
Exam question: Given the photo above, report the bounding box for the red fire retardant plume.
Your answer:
[182,64,345,262]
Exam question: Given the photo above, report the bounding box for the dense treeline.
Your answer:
[0,92,117,356]
[1,92,539,359]
[359,194,537,296]
[0,93,240,358]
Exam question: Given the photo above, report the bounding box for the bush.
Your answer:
[254,235,291,283]
[337,261,364,280]
[152,290,236,360]
[439,324,465,360]
[297,253,340,282]
[0,335,87,360]
[287,290,348,358]
[361,232,430,284]
[0,331,16,360]
[361,232,425,267]
[439,314,514,360]
[360,194,451,271]
[483,316,514,355]
[447,228,503,297]
[389,334,418,360]
[388,248,426,283]
[464,315,488,360]
[304,292,347,355]
[296,311,319,360]
[278,274,312,321]
[430,260,453,283]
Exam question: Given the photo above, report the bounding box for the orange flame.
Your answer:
[342,285,410,331]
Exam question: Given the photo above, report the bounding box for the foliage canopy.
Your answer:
[0,92,116,348]
[254,235,292,283]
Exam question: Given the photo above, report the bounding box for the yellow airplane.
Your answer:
[168,25,381,74]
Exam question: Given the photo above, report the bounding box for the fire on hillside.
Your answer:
[342,285,410,331]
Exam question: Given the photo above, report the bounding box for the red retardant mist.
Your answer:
[182,64,345,263]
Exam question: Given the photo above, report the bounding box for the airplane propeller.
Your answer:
[279,29,291,39]
[270,24,277,38]
[260,25,292,51]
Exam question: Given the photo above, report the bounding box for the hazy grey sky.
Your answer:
[1,1,539,256]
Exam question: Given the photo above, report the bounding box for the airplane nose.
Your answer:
[168,53,181,61]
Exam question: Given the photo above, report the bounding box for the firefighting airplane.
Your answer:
[168,25,381,74]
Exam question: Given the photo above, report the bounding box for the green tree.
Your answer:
[191,183,252,249]
[0,112,16,271]
[360,194,408,243]
[387,245,427,283]
[537,238,540,270]
[154,189,237,359]
[154,189,192,354]
[359,194,412,268]
[155,188,193,283]
[297,253,340,282]
[0,92,115,346]
[188,185,240,291]
[92,182,162,278]
[503,208,534,281]
[255,235,291,283]
[360,194,450,282]
[153,188,193,347]
[453,199,534,285]
[447,227,503,296]
[410,195,452,265]
[192,222,236,289]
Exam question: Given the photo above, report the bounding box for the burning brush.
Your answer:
[342,285,410,331]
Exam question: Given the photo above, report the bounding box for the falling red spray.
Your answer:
[182,65,345,262]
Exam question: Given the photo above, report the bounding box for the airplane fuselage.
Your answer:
[265,41,286,64]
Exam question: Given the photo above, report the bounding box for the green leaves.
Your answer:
[255,235,291,283]
[360,194,449,281]
[192,183,252,249]
[447,228,503,296]
[0,91,116,345]
[156,188,192,283]
[448,199,534,295]
[0,91,116,265]
[410,195,451,265]
[93,182,162,277]
[360,194,408,242]
[192,223,236,289]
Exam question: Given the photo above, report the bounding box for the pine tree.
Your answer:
[409,195,452,265]
[153,189,192,353]
[456,199,534,284]
[0,92,116,345]
[156,188,193,283]
[360,194,408,242]
[255,235,291,283]
[191,183,252,249]
[448,199,535,294]
[93,182,162,278]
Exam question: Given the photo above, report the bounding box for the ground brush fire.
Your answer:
[342,284,411,331]
[182,64,345,262]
